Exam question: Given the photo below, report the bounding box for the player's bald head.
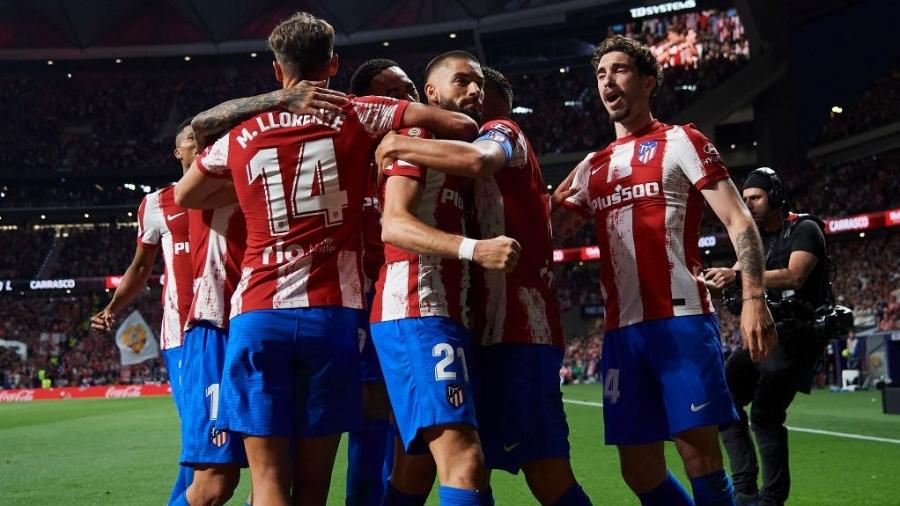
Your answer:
[424,50,480,85]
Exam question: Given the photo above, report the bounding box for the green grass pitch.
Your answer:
[2,385,899,505]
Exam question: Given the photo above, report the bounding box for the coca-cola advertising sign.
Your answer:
[0,389,35,402]
[0,384,170,403]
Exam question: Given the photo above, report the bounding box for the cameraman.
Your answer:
[705,167,828,506]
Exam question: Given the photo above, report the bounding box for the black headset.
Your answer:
[746,167,786,210]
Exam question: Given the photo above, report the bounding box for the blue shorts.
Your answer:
[371,316,478,454]
[476,344,570,474]
[601,314,738,445]
[162,345,185,416]
[179,322,248,467]
[216,307,364,439]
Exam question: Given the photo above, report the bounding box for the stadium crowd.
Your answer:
[818,61,900,144]
[0,291,164,389]
[1,7,897,393]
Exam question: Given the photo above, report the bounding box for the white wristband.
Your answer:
[458,238,477,261]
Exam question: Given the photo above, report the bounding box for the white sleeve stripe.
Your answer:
[354,101,398,136]
[667,126,704,185]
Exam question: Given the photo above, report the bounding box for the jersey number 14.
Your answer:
[248,137,349,236]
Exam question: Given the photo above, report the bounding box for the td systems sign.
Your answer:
[630,0,697,18]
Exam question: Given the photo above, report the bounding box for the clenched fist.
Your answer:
[474,236,521,272]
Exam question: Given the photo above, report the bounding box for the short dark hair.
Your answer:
[482,66,513,112]
[174,116,193,147]
[591,35,663,92]
[424,50,480,83]
[349,58,400,95]
[268,12,334,77]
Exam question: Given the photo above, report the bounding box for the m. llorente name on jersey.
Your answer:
[590,181,661,211]
[236,111,346,149]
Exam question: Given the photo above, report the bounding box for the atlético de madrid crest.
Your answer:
[637,140,658,164]
[446,384,465,408]
[210,427,228,448]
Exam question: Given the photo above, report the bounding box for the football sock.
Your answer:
[347,418,392,505]
[167,465,194,506]
[170,491,190,506]
[639,470,694,506]
[690,469,736,506]
[438,485,486,506]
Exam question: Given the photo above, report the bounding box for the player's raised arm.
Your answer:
[382,173,520,272]
[191,81,350,149]
[397,102,479,141]
[549,161,590,244]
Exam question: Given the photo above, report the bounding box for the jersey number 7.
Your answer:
[248,137,348,236]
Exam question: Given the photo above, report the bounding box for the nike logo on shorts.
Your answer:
[167,212,186,221]
[503,442,520,452]
[690,401,711,413]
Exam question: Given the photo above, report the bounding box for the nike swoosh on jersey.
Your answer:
[167,212,186,221]
[590,163,607,176]
[690,401,711,412]
[503,442,520,452]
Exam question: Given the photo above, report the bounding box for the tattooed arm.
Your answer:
[191,81,349,149]
[703,178,777,361]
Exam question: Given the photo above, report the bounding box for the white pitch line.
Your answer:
[564,398,604,408]
[562,398,900,445]
[784,427,900,445]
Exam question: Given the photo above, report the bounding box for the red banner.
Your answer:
[0,384,171,403]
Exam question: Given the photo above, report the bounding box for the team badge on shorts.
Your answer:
[637,140,658,164]
[446,384,465,408]
[209,427,229,448]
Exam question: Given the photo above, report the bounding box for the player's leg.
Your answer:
[244,436,292,506]
[294,306,364,505]
[603,323,692,505]
[385,436,437,504]
[372,317,488,506]
[421,423,490,503]
[176,323,245,506]
[720,347,762,504]
[216,310,300,505]
[477,344,591,505]
[346,321,393,506]
[162,345,195,505]
[293,434,342,505]
[650,315,739,506]
[749,367,799,506]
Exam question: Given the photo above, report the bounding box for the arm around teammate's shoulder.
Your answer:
[398,102,479,141]
[375,132,506,178]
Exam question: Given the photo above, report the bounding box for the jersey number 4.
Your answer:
[248,137,348,236]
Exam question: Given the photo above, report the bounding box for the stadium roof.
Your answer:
[0,0,616,60]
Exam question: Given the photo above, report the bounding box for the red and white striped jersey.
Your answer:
[370,128,470,326]
[471,118,564,347]
[186,205,247,329]
[136,185,193,349]
[361,166,384,292]
[195,95,409,317]
[562,121,729,331]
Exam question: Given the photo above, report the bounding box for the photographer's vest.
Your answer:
[762,212,830,310]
